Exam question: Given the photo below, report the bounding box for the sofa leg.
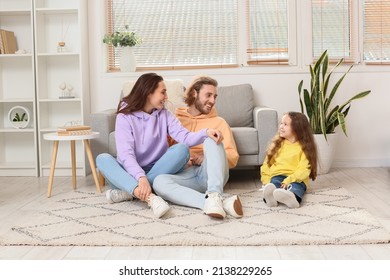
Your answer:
[98,171,106,188]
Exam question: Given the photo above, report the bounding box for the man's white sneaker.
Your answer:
[106,189,133,204]
[204,192,226,219]
[273,189,300,208]
[147,195,170,218]
[263,183,278,207]
[223,195,243,218]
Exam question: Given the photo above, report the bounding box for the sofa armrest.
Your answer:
[253,107,278,165]
[90,109,116,159]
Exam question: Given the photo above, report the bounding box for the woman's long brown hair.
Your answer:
[266,112,318,180]
[117,73,163,114]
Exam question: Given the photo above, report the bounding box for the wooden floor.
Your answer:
[0,167,389,260]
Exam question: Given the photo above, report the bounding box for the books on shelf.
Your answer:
[0,29,17,54]
[57,125,92,136]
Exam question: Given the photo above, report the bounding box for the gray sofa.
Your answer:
[90,82,278,168]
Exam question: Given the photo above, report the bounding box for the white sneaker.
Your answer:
[263,183,277,207]
[204,192,226,219]
[223,195,243,218]
[273,189,300,208]
[106,189,133,204]
[147,195,170,218]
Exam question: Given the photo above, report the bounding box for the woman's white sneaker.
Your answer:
[147,195,170,218]
[106,189,133,204]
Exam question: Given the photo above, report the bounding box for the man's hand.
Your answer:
[191,154,204,166]
[206,128,223,144]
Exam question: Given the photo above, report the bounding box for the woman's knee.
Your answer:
[170,143,190,161]
[171,143,189,154]
[96,153,115,169]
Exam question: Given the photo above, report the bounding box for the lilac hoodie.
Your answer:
[115,108,208,180]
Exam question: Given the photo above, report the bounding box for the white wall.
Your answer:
[87,1,390,168]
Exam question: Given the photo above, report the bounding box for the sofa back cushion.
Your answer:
[215,84,254,127]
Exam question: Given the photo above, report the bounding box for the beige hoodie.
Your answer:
[175,107,239,168]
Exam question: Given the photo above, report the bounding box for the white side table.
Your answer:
[43,132,101,197]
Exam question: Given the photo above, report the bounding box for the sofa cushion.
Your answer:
[232,127,259,155]
[215,84,254,127]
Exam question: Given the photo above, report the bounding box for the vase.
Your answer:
[119,46,136,72]
[314,133,338,174]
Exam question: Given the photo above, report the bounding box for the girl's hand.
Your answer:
[281,183,289,190]
[134,176,152,201]
[207,128,223,144]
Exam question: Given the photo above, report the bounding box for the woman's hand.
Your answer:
[206,128,223,144]
[134,176,152,201]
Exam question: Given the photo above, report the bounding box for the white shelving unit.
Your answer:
[0,0,90,177]
[0,0,37,176]
[35,0,90,177]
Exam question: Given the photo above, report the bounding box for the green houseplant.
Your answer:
[102,25,142,47]
[298,50,371,140]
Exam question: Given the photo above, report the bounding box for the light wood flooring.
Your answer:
[0,167,389,260]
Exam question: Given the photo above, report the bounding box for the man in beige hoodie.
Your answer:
[153,76,242,219]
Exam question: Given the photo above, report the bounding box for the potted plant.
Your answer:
[297,50,371,173]
[103,25,142,47]
[103,25,142,72]
[8,106,31,129]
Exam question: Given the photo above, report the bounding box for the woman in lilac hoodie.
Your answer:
[96,73,223,218]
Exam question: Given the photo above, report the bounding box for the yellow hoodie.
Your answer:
[175,107,239,168]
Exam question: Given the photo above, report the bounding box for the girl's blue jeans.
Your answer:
[96,143,190,197]
[270,175,306,201]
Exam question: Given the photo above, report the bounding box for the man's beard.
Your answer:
[194,97,212,114]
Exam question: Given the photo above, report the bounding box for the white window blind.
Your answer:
[246,0,288,64]
[312,0,355,61]
[364,0,390,64]
[106,0,238,70]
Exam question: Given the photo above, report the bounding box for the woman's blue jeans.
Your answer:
[270,175,306,201]
[96,143,190,197]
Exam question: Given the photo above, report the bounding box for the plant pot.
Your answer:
[314,133,338,174]
[120,46,136,72]
[8,106,31,129]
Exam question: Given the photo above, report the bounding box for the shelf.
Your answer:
[39,98,81,102]
[35,8,78,14]
[0,0,88,177]
[0,128,34,133]
[0,10,30,15]
[0,54,33,58]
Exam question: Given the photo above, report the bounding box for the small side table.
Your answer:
[43,132,101,197]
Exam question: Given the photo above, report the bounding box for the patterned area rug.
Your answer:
[1,186,390,246]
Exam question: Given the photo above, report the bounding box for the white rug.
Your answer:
[1,186,390,246]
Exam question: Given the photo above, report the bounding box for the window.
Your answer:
[105,1,390,71]
[105,0,238,70]
[311,0,356,61]
[246,0,289,64]
[363,0,390,64]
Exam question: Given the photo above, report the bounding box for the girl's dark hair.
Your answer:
[117,72,163,114]
[266,111,318,180]
[184,76,218,106]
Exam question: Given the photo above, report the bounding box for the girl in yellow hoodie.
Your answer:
[261,112,318,208]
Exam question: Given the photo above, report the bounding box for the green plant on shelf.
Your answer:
[12,112,28,122]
